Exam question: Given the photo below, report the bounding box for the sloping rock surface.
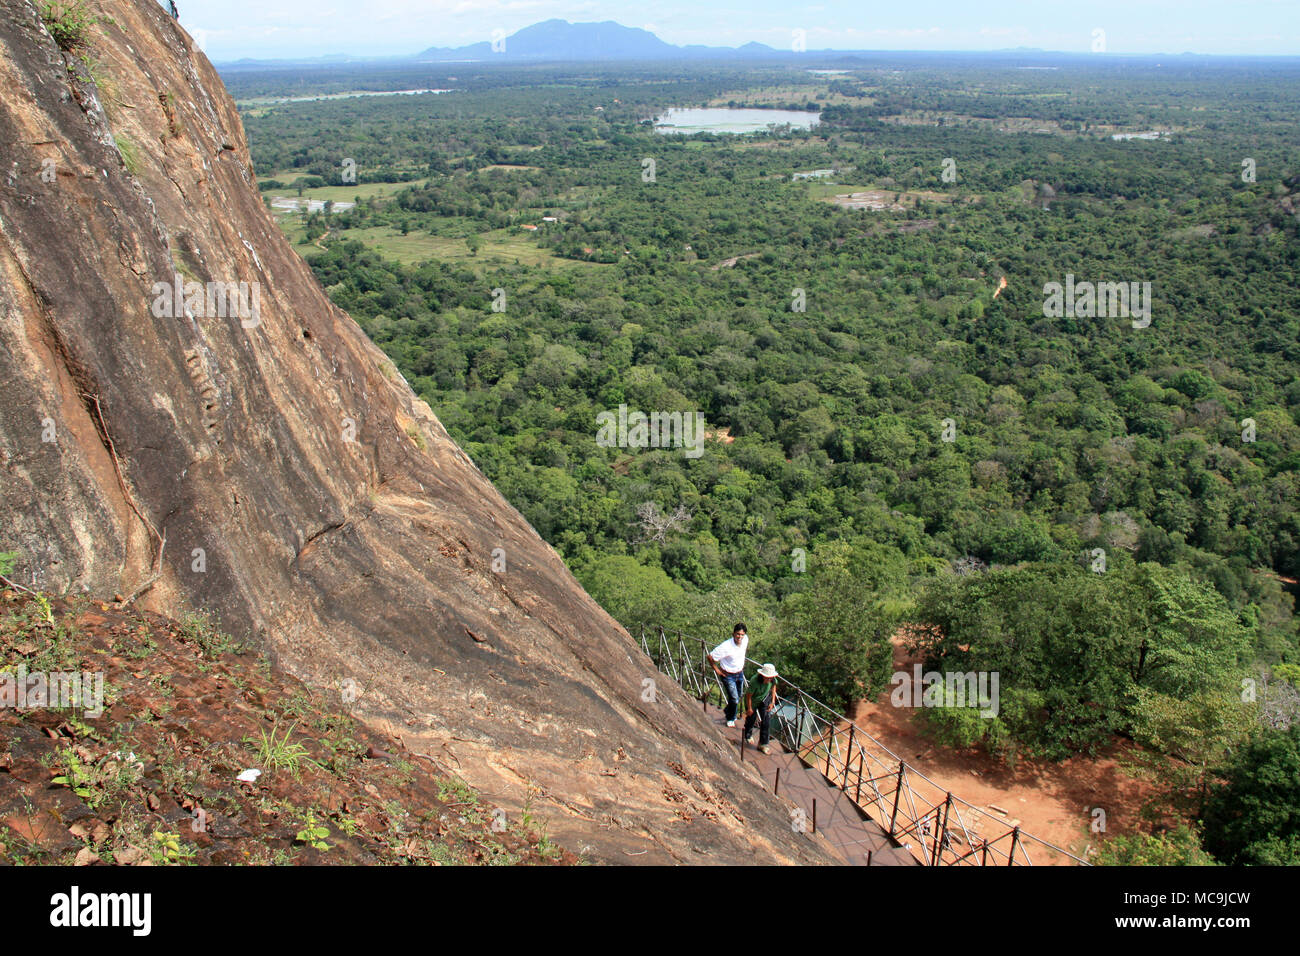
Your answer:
[0,0,835,863]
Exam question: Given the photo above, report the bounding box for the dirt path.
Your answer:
[847,634,1158,862]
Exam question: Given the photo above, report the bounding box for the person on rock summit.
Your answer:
[708,623,748,727]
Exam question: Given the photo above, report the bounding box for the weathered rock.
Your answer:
[0,0,836,863]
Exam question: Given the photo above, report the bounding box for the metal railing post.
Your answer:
[702,644,708,707]
[843,724,855,791]
[932,793,952,866]
[631,624,1090,868]
[889,761,904,837]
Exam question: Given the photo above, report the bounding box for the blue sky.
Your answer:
[173,0,1300,62]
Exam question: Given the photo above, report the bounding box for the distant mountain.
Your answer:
[415,19,779,62]
[212,20,1298,69]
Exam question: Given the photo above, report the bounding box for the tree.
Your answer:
[1125,563,1252,700]
[912,563,1253,758]
[1201,724,1300,865]
[764,542,905,711]
[1126,688,1255,818]
[1094,826,1218,866]
[577,556,684,632]
[666,578,775,649]
[632,501,691,544]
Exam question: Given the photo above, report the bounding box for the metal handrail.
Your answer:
[638,624,1090,866]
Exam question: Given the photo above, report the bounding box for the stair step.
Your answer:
[704,702,920,866]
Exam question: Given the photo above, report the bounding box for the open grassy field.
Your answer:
[292,225,607,271]
[264,179,424,203]
[801,182,973,207]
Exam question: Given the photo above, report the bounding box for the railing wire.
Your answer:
[638,624,1090,867]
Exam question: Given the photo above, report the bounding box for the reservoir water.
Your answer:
[653,107,821,135]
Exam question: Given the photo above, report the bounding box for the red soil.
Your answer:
[847,634,1160,863]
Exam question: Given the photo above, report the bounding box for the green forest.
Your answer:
[232,55,1300,865]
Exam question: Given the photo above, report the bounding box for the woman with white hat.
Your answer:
[744,663,779,755]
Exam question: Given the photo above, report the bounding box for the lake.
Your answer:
[653,108,821,135]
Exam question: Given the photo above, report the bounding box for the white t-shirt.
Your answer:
[710,636,748,674]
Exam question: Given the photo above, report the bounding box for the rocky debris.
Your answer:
[0,591,572,865]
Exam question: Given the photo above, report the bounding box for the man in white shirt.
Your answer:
[709,623,749,727]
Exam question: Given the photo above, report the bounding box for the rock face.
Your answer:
[0,0,835,863]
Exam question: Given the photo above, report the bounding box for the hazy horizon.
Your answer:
[172,1,1300,63]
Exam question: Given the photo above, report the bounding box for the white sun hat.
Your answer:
[757,663,778,679]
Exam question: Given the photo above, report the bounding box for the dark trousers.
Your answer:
[720,671,745,721]
[744,701,773,745]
